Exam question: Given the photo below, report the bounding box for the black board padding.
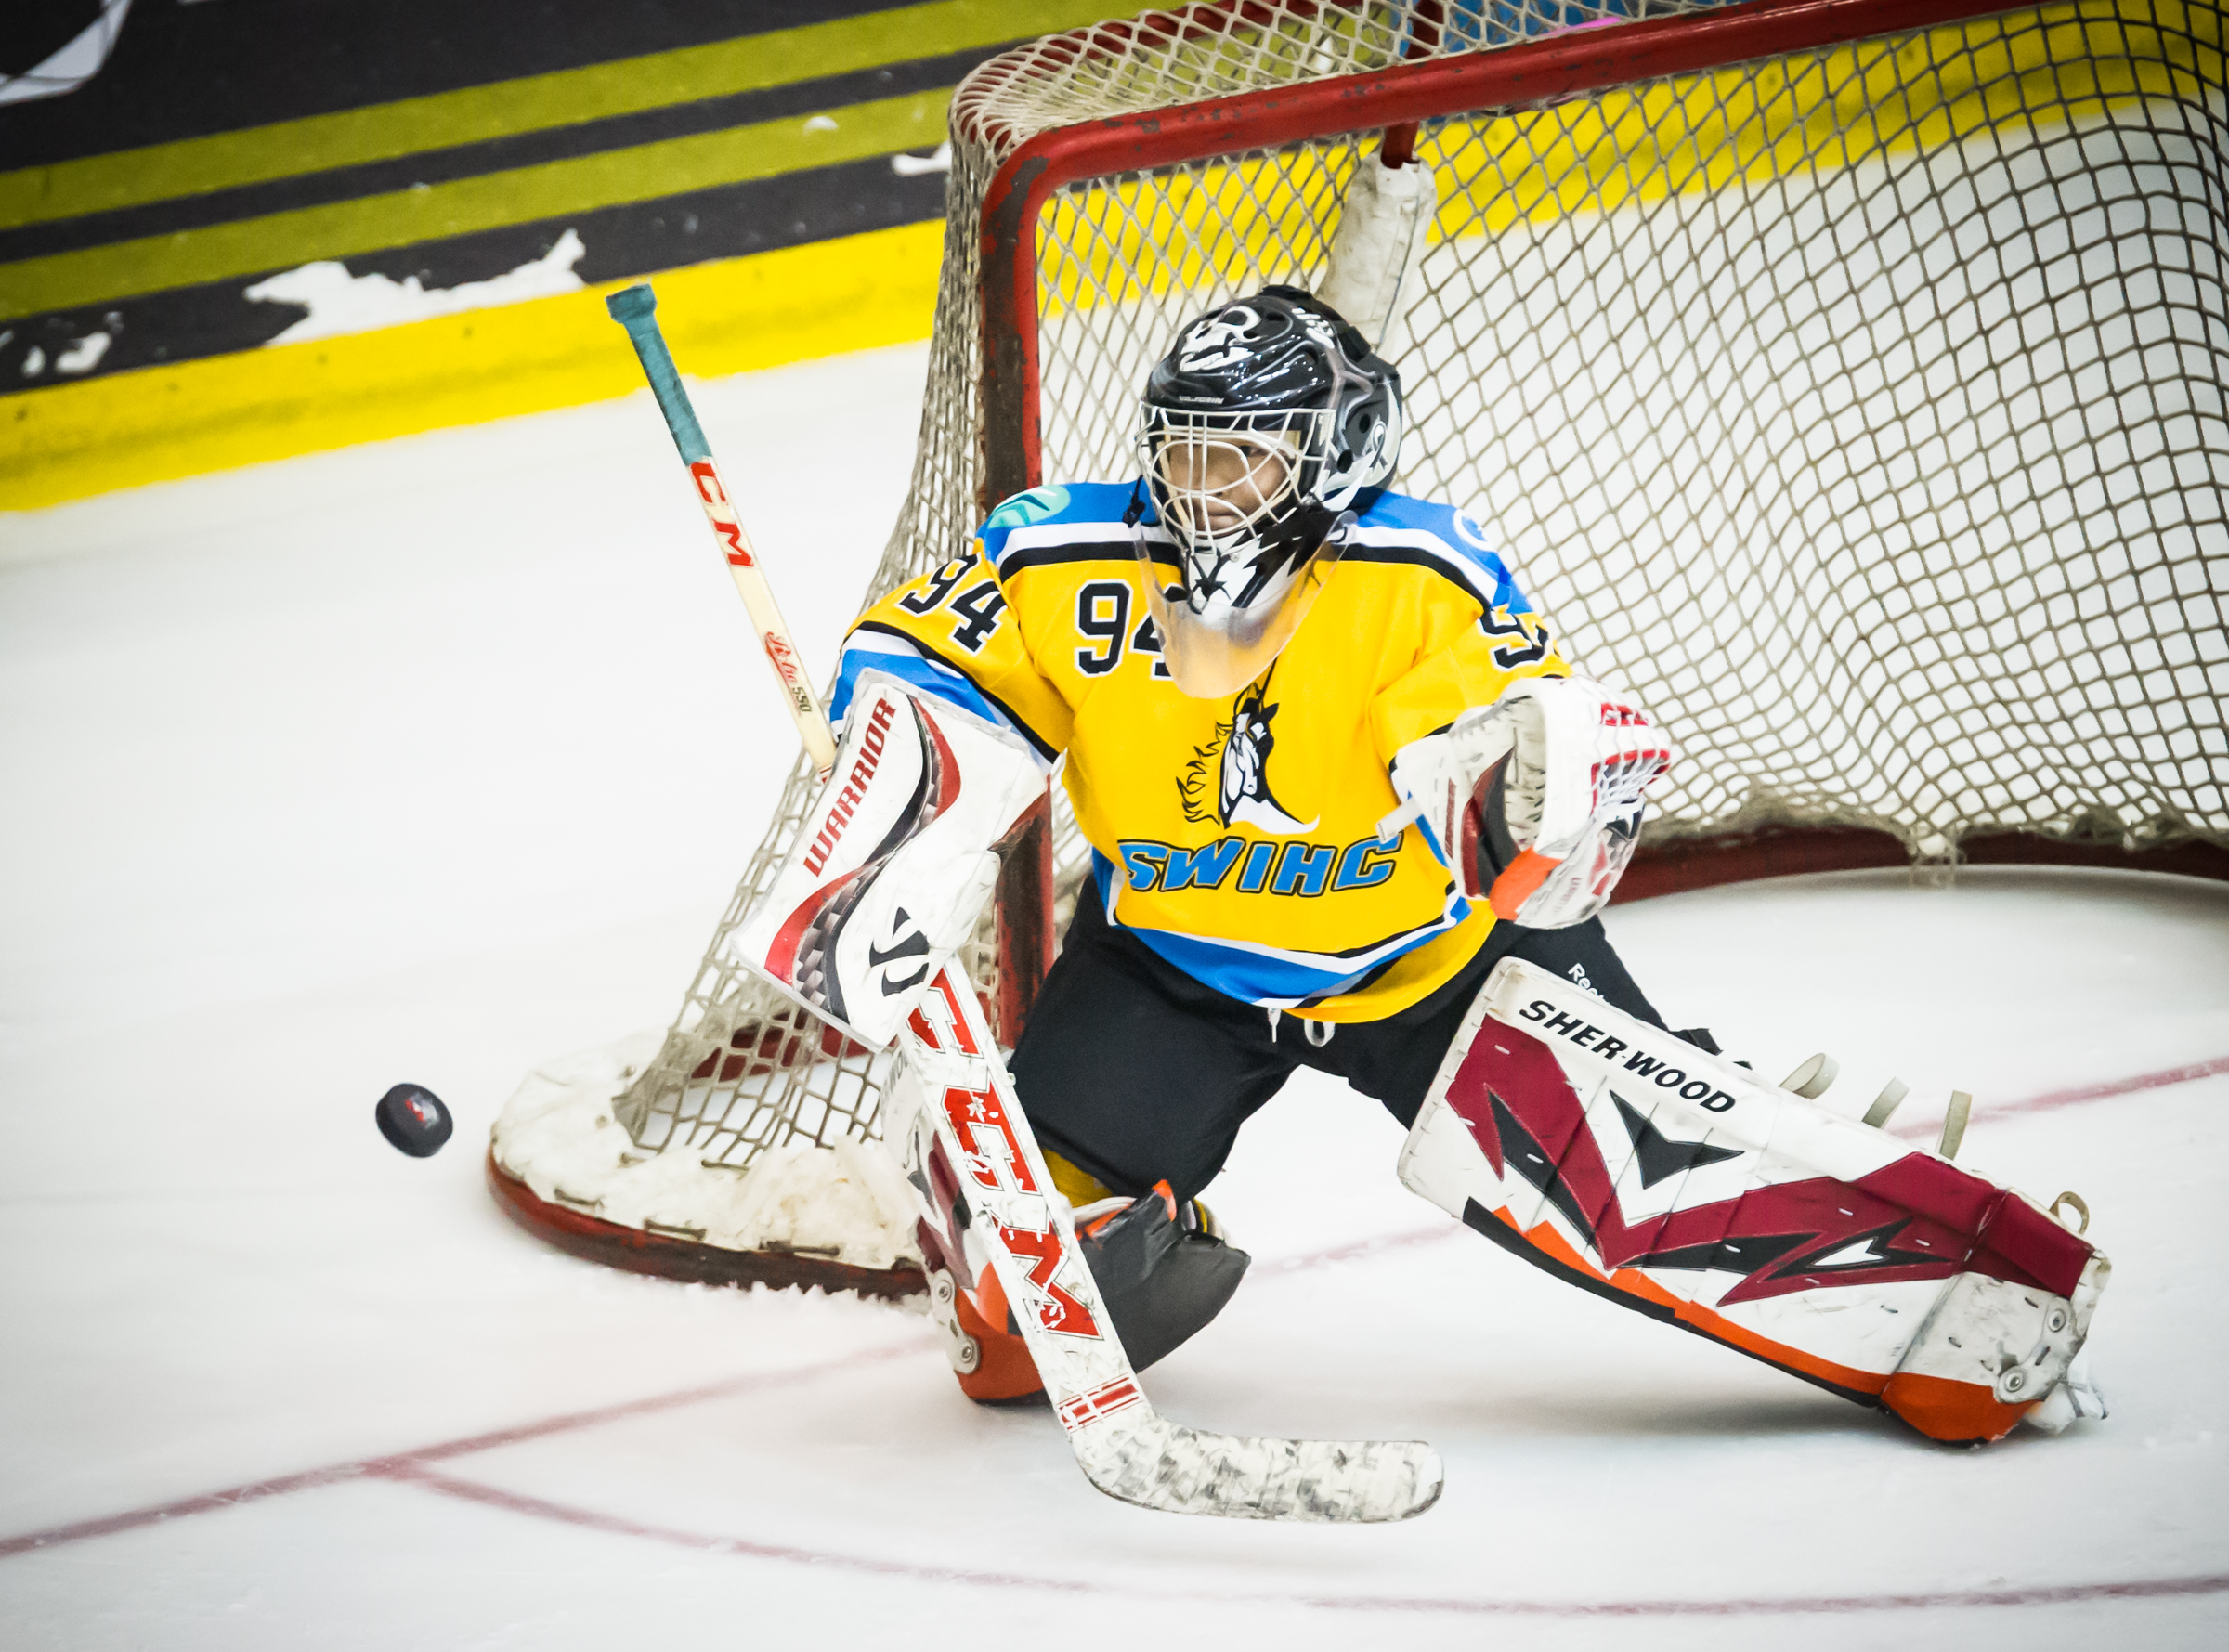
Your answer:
[376,1083,453,1158]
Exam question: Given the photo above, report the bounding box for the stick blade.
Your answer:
[1075,1416,1443,1522]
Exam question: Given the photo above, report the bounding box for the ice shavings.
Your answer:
[491,1031,920,1271]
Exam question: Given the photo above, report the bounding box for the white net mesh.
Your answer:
[612,0,2227,1185]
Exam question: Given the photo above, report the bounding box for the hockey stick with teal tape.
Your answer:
[606,282,836,780]
[605,284,1441,1522]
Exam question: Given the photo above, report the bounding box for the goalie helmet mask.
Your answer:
[1135,284,1401,698]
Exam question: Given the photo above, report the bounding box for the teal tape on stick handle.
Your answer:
[606,284,710,465]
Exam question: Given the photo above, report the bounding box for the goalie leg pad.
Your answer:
[1400,958,2106,1443]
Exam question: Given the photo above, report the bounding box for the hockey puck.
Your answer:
[376,1084,453,1157]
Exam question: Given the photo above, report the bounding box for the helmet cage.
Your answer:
[1129,285,1401,697]
[1138,406,1331,614]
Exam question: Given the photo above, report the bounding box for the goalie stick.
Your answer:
[604,285,1443,1522]
[606,285,836,782]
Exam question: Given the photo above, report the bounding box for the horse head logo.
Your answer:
[1218,684,1317,835]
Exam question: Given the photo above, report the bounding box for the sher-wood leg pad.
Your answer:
[1399,958,2108,1443]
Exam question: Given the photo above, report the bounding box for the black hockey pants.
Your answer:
[1010,881,1670,1205]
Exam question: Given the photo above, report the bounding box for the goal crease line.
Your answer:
[0,1217,1460,1558]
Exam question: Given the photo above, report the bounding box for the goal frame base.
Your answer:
[1617,826,2229,903]
[484,1150,928,1302]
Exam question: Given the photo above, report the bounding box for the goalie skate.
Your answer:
[1400,958,2108,1443]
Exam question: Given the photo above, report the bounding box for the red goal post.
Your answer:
[488,0,2227,1297]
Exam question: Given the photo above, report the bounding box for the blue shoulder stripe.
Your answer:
[1351,490,1534,614]
[979,479,1151,576]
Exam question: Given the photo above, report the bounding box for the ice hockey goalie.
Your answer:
[763,281,2107,1440]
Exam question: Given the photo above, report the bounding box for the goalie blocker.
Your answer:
[730,672,1048,1049]
[1402,957,2107,1443]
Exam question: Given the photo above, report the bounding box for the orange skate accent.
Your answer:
[1082,1177,1181,1241]
[1879,1372,2031,1444]
[952,1272,1044,1403]
[975,1261,1011,1332]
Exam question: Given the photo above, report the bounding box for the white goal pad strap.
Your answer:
[730,675,1045,1049]
[1400,958,2107,1443]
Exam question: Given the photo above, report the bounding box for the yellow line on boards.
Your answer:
[0,220,946,514]
[0,0,1116,231]
[0,90,953,321]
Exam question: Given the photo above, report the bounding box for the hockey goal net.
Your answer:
[489,0,2229,1294]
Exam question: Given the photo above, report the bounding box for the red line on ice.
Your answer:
[1296,1574,2229,1617]
[0,1343,928,1560]
[1994,1053,2229,1115]
[364,1465,2229,1618]
[0,1229,1458,1561]
[1890,1052,2229,1139]
[381,1460,1101,1596]
[1252,1221,1454,1275]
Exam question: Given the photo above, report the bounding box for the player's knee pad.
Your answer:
[1399,956,2108,1444]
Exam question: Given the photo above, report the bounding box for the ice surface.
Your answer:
[3,345,2224,1649]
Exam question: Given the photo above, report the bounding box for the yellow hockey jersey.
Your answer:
[831,480,1571,1021]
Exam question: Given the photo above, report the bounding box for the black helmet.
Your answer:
[1131,286,1402,696]
[1141,285,1401,552]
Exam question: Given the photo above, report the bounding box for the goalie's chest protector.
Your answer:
[848,483,1565,1018]
[1054,565,1461,993]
